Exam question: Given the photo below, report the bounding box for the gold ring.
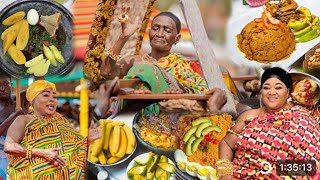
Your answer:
[118,14,129,23]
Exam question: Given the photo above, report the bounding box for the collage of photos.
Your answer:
[0,0,319,179]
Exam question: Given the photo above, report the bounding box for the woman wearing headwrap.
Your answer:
[217,67,320,179]
[3,80,100,179]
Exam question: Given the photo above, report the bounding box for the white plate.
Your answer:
[226,0,320,69]
[126,153,176,180]
[87,119,137,167]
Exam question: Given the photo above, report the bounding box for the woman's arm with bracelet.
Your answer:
[100,15,140,79]
[4,116,65,167]
[218,110,254,179]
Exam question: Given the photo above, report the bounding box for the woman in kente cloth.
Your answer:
[217,67,320,180]
[4,80,101,180]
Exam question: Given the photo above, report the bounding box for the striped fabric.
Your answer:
[233,106,320,179]
[6,113,87,180]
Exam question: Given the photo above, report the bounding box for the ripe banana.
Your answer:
[288,6,312,31]
[103,122,114,151]
[123,124,136,154]
[88,144,99,163]
[115,127,127,158]
[91,121,106,157]
[107,156,122,164]
[98,151,107,165]
[109,129,116,156]
[110,126,120,156]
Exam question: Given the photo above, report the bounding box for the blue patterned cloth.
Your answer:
[0,135,8,179]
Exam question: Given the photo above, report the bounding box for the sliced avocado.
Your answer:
[191,117,211,126]
[195,122,212,138]
[183,126,198,142]
[201,125,222,136]
[146,171,155,180]
[161,171,170,180]
[135,152,153,165]
[158,176,167,180]
[191,136,204,153]
[127,165,147,177]
[133,174,147,180]
[147,155,159,172]
[158,162,176,173]
[155,167,165,179]
[185,135,196,156]
[159,155,168,163]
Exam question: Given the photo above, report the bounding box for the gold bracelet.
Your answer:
[216,159,233,178]
[227,128,240,136]
[26,145,32,159]
[107,48,121,61]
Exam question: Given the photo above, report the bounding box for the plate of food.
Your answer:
[126,152,176,180]
[132,111,188,159]
[87,120,137,166]
[226,0,320,69]
[290,72,320,108]
[0,0,73,78]
[133,110,233,171]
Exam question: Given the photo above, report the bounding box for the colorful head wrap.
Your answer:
[26,80,56,103]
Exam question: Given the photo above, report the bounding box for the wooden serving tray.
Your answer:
[117,94,211,100]
[117,79,210,100]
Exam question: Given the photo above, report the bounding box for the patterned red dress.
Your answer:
[233,106,320,179]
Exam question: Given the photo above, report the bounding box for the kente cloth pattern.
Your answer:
[233,106,320,180]
[157,53,209,94]
[6,113,87,180]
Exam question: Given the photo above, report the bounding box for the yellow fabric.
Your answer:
[7,113,87,180]
[26,80,56,103]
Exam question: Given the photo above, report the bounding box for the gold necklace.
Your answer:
[141,54,156,64]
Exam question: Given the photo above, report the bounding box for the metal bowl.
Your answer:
[0,0,73,78]
[290,72,320,91]
[132,112,176,160]
[290,72,320,105]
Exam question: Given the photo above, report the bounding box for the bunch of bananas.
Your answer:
[287,6,320,42]
[88,119,136,165]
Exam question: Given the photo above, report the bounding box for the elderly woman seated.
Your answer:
[217,67,320,180]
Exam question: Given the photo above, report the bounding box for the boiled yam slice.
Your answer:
[39,13,61,37]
